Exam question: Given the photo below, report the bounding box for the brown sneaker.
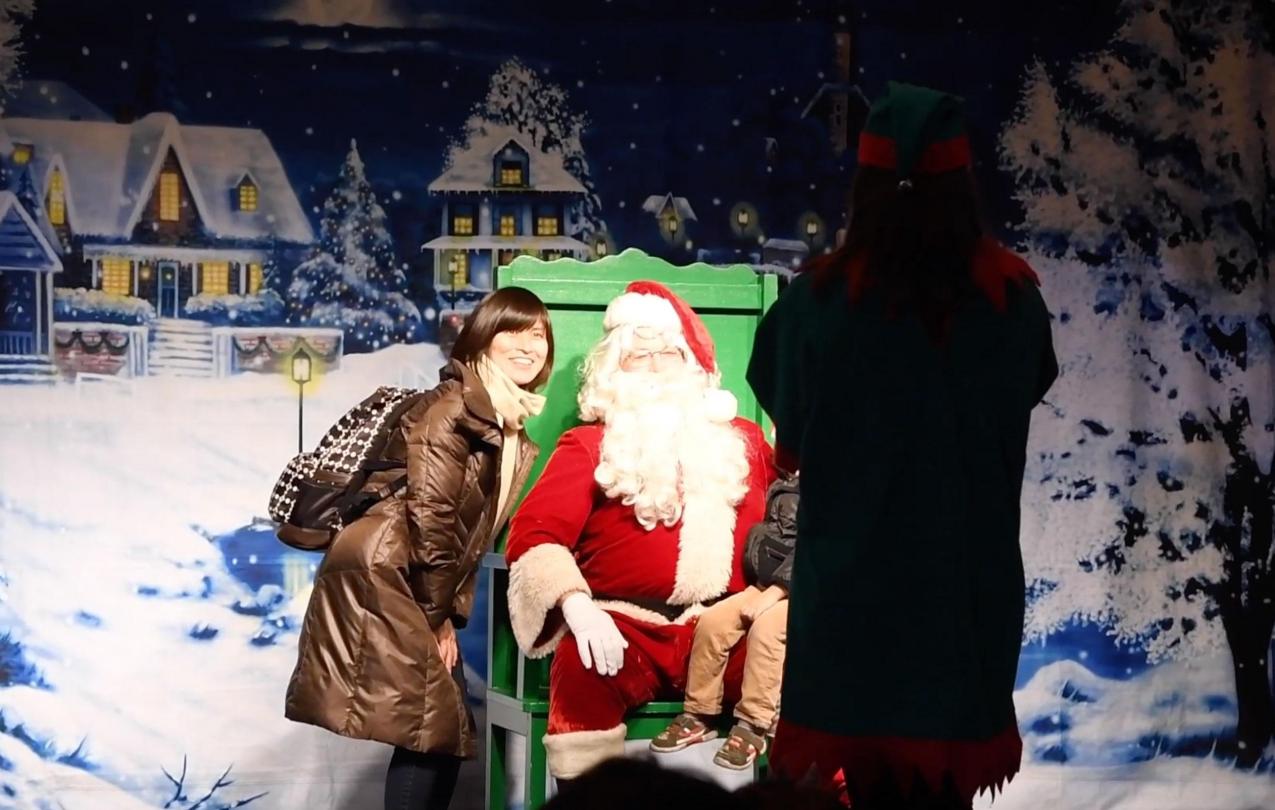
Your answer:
[649,713,717,753]
[712,722,768,770]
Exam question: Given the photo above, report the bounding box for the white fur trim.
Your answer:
[668,423,749,605]
[604,292,682,334]
[703,388,738,423]
[544,723,627,779]
[508,544,590,659]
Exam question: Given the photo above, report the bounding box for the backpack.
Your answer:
[268,385,427,550]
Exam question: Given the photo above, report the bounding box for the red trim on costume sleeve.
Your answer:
[770,718,1023,806]
[971,238,1041,312]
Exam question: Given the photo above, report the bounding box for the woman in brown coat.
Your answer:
[285,287,554,810]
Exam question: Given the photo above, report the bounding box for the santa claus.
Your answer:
[504,280,775,782]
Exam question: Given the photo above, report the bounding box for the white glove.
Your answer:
[560,592,628,677]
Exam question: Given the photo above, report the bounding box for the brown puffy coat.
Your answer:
[284,360,537,757]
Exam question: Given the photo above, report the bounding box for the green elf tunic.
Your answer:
[747,240,1058,804]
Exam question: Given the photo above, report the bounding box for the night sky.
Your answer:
[15,0,1121,284]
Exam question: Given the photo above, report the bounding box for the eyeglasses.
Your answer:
[623,348,686,368]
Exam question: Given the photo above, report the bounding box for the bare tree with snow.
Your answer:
[0,0,32,112]
[1001,0,1274,764]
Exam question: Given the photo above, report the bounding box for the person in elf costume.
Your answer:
[747,82,1059,809]
[504,281,776,784]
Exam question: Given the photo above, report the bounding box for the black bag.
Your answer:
[267,386,425,550]
[744,475,800,589]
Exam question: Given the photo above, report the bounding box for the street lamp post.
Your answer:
[291,350,312,453]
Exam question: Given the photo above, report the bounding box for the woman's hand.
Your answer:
[437,618,459,671]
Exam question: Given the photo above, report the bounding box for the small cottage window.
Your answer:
[247,262,263,294]
[238,180,259,212]
[47,168,67,226]
[535,205,560,236]
[11,143,32,165]
[499,213,517,236]
[201,262,230,295]
[499,161,524,186]
[101,257,131,296]
[451,205,476,236]
[159,171,181,221]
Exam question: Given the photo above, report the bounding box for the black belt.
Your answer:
[592,593,725,622]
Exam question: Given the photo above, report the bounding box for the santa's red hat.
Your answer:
[603,280,717,375]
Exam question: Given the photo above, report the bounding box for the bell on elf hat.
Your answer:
[857,81,972,189]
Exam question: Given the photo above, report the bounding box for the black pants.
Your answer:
[384,746,462,810]
[383,659,472,810]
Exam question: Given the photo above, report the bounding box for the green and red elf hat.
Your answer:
[857,82,972,181]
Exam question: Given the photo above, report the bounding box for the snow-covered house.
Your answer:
[642,193,697,241]
[425,122,590,298]
[762,238,809,268]
[0,191,62,359]
[0,111,314,319]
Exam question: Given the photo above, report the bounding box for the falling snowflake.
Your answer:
[731,118,740,127]
[392,190,403,201]
[900,52,908,60]
[713,197,722,206]
[311,64,317,71]
[120,60,129,70]
[206,91,213,99]
[442,80,450,88]
[305,127,314,135]
[629,142,636,149]
[392,68,400,77]
[696,144,705,152]
[632,102,639,110]
[187,12,197,23]
[80,46,89,56]
[618,200,626,208]
[38,85,47,95]
[577,79,584,88]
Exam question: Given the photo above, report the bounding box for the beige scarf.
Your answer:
[475,356,546,522]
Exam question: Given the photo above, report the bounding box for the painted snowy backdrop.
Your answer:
[0,0,1273,808]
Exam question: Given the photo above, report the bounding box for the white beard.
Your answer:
[592,366,751,604]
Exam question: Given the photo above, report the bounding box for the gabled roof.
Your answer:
[430,120,587,194]
[801,82,871,120]
[0,191,63,273]
[0,112,315,244]
[642,193,697,222]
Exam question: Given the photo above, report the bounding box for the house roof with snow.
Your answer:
[763,238,810,253]
[429,121,587,194]
[0,192,63,273]
[642,193,697,222]
[800,82,870,121]
[5,80,112,122]
[0,112,315,244]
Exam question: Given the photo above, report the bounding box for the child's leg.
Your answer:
[733,600,788,732]
[683,587,761,717]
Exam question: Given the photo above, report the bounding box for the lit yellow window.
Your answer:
[238,182,258,212]
[101,258,132,296]
[499,214,516,236]
[247,262,263,294]
[47,169,66,226]
[159,171,181,221]
[500,165,524,186]
[12,144,31,165]
[201,262,230,294]
[453,215,474,236]
[447,252,469,287]
[535,216,559,236]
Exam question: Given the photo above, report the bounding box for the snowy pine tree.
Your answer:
[288,140,422,352]
[0,0,32,113]
[457,57,607,242]
[1001,0,1274,764]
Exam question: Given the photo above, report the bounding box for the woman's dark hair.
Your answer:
[813,165,985,342]
[449,286,554,390]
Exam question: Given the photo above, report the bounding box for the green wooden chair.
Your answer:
[483,248,778,810]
